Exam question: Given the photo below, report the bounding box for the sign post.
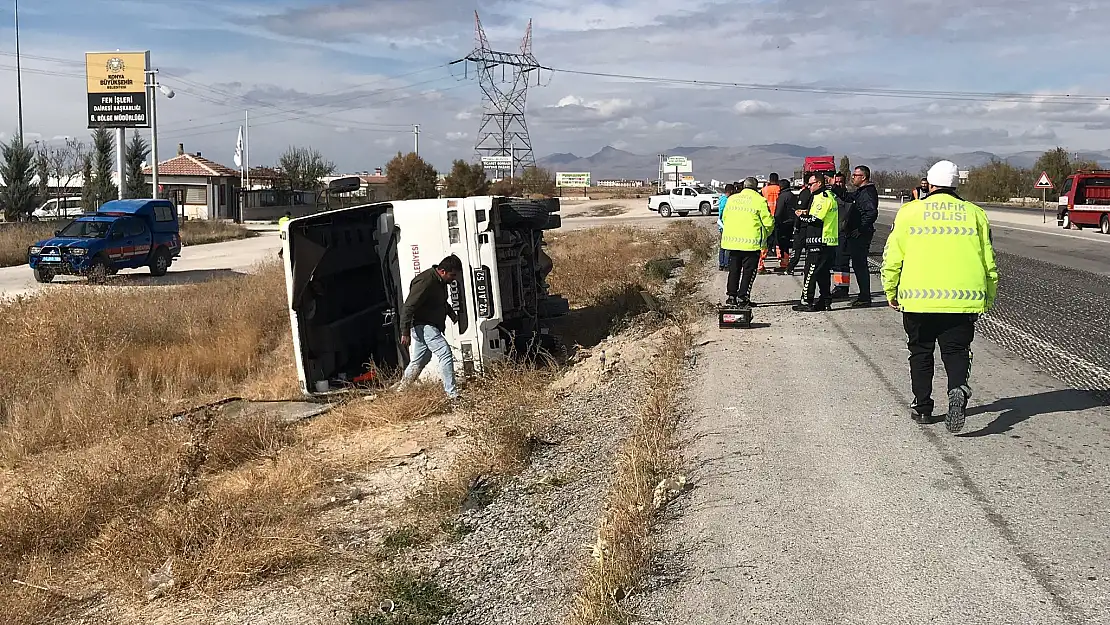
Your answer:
[86,50,151,199]
[1034,171,1054,223]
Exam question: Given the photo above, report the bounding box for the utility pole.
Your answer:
[413,124,420,156]
[116,128,126,199]
[147,70,159,198]
[14,0,23,141]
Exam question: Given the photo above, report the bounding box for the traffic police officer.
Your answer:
[721,177,775,307]
[881,160,999,433]
[277,211,292,259]
[793,173,839,312]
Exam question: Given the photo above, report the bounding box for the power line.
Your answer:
[545,66,1110,104]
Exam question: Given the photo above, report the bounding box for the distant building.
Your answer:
[142,143,239,220]
[596,179,647,188]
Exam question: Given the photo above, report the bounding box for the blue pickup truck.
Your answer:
[27,199,182,283]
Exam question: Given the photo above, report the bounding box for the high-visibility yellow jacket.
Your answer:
[721,188,775,251]
[278,216,291,228]
[881,191,999,313]
[804,189,839,247]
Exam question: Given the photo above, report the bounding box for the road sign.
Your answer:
[86,51,150,128]
[1034,171,1054,189]
[481,156,512,169]
[556,172,590,187]
[665,156,689,167]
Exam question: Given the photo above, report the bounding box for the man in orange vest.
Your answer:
[758,173,781,273]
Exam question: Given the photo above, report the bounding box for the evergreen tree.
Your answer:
[90,127,117,206]
[123,133,151,199]
[0,136,40,221]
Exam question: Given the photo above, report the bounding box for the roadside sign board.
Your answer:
[665,156,689,167]
[556,172,590,187]
[86,51,150,128]
[1034,171,1054,189]
[480,156,512,169]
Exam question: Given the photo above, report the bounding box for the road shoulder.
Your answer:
[628,265,1107,623]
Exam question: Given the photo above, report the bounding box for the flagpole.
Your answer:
[244,110,250,190]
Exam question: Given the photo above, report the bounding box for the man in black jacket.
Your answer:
[396,254,463,399]
[787,181,813,275]
[773,178,796,273]
[846,165,879,307]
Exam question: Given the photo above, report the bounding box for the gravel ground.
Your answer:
[425,371,645,624]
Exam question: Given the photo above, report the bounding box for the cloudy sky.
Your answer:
[2,0,1109,172]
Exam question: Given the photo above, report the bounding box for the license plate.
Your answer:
[42,256,61,262]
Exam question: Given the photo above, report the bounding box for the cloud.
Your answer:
[10,0,1110,174]
[733,100,789,117]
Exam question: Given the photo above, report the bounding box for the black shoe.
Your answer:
[910,398,933,423]
[849,299,873,308]
[831,287,850,299]
[737,298,754,308]
[814,298,832,311]
[946,386,971,433]
[725,296,740,307]
[719,266,728,272]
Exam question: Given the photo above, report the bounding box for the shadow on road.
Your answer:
[959,388,1110,438]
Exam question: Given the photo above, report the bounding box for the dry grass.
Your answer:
[547,222,715,309]
[0,219,257,267]
[572,322,692,624]
[0,261,309,623]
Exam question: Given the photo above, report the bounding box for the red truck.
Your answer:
[796,156,837,185]
[1056,170,1110,233]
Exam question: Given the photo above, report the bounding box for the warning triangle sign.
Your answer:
[1034,171,1054,189]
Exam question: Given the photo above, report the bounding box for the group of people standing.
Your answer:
[716,159,1000,434]
[717,166,879,311]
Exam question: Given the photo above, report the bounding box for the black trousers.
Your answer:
[800,245,836,305]
[848,230,875,301]
[902,312,976,413]
[727,250,761,300]
[789,222,807,270]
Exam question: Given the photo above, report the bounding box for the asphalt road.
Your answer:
[630,258,1110,624]
[0,230,281,300]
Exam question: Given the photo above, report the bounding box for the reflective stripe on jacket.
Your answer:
[880,191,999,313]
[721,188,775,251]
[805,190,839,247]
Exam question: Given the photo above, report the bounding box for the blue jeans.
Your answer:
[401,324,458,399]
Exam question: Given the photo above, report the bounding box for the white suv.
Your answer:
[647,186,721,218]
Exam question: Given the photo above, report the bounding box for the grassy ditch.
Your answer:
[0,221,717,625]
[0,219,257,267]
[571,250,708,624]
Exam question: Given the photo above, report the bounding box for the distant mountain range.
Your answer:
[536,144,1110,181]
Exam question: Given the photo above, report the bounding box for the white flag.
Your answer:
[233,126,244,168]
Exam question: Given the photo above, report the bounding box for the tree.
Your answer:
[34,148,49,208]
[0,136,39,220]
[385,151,438,200]
[489,177,522,197]
[443,160,489,197]
[520,166,556,197]
[123,133,151,199]
[80,154,95,212]
[85,127,117,209]
[40,138,87,206]
[839,155,851,178]
[1034,147,1072,190]
[963,158,1031,203]
[277,145,336,190]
